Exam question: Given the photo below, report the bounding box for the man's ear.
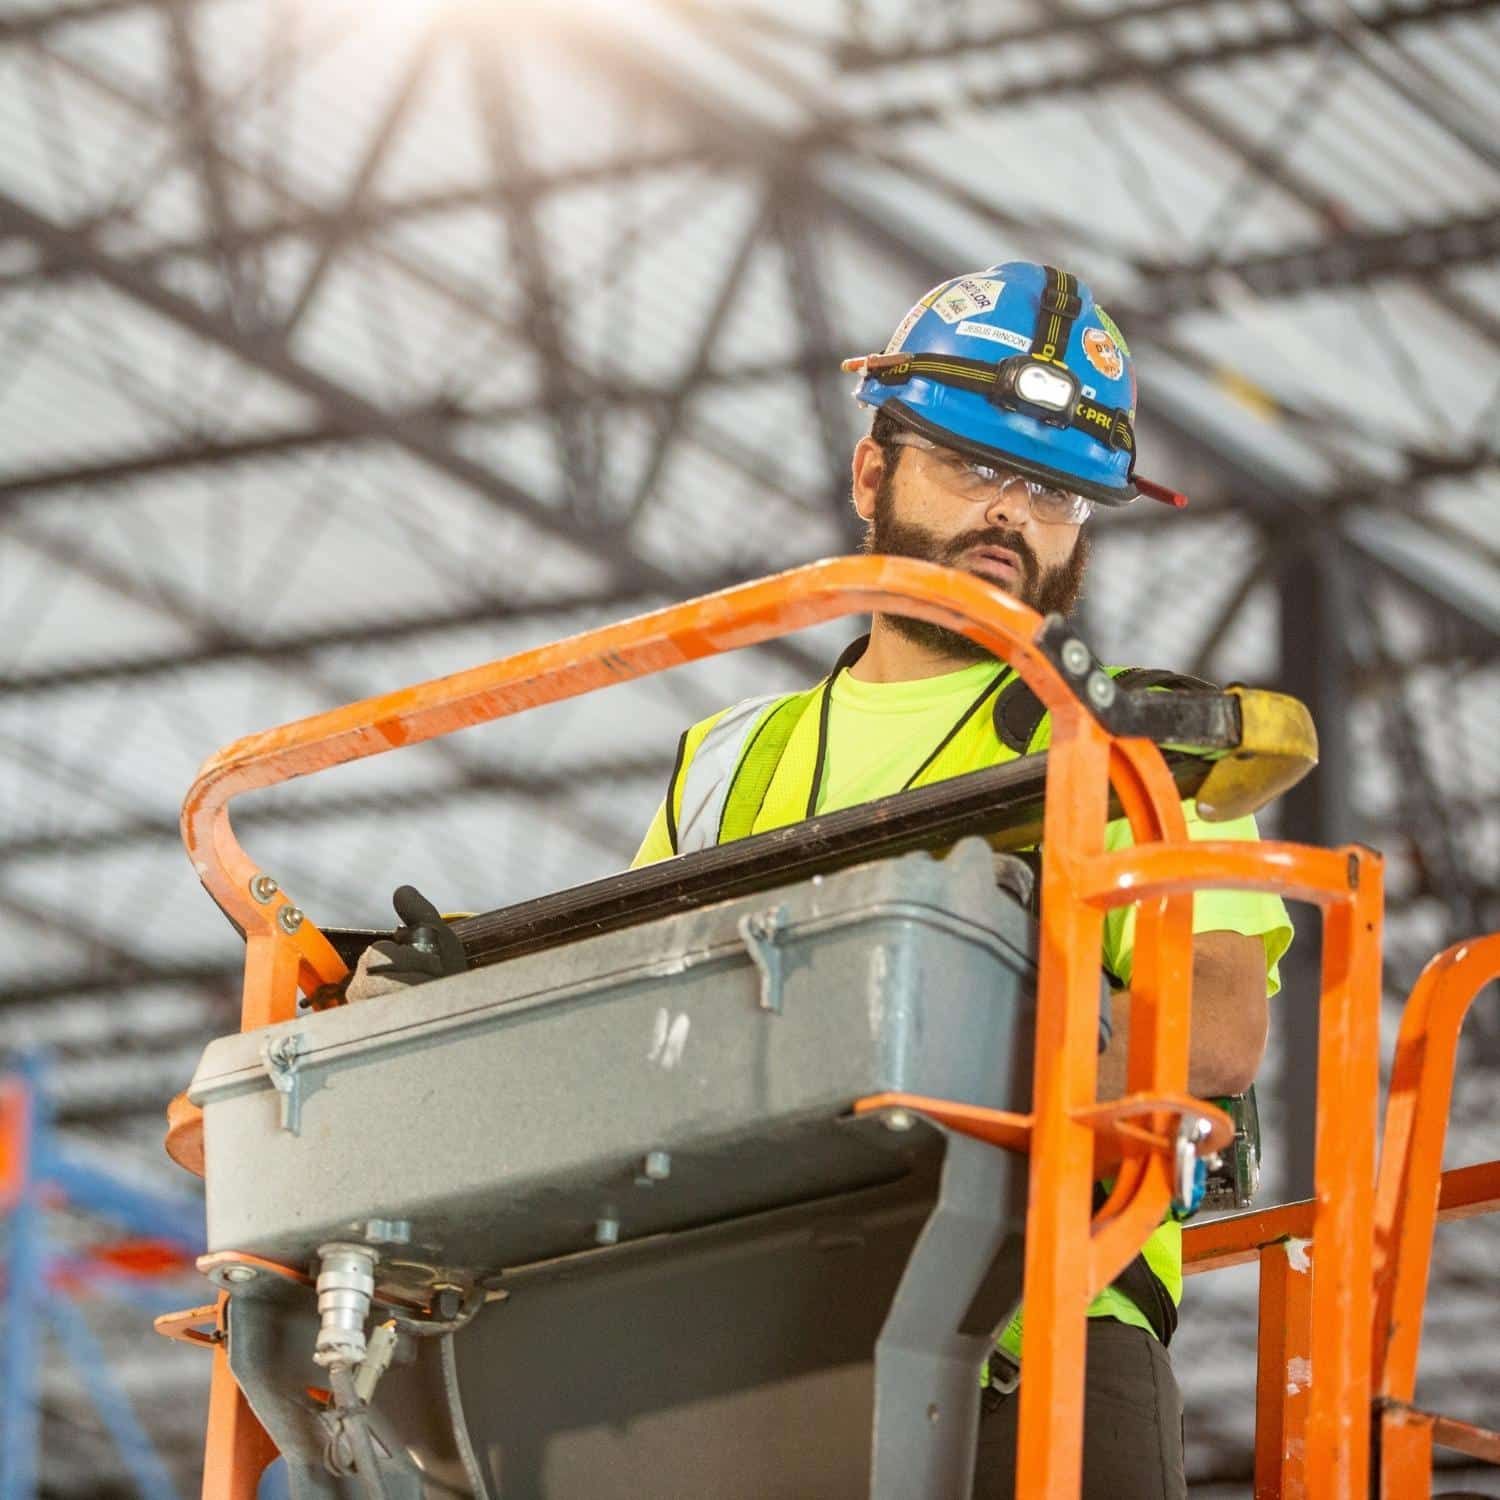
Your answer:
[851,435,885,524]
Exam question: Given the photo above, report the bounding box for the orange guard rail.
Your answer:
[1181,932,1500,1500]
[172,556,1389,1500]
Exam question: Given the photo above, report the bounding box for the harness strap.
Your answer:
[1033,264,1082,364]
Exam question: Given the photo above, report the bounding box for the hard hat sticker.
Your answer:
[882,281,951,353]
[1082,327,1123,380]
[957,320,1030,352]
[1095,306,1131,358]
[931,277,1005,324]
[884,303,925,354]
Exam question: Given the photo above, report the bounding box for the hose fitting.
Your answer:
[313,1242,378,1370]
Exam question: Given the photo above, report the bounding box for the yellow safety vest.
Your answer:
[662,641,1206,1349]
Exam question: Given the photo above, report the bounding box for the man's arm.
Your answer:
[1095,929,1269,1101]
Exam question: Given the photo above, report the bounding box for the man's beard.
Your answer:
[865,470,1091,662]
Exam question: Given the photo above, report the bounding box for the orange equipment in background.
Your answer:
[156,557,1499,1499]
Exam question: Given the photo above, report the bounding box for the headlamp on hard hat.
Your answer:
[992,356,1078,427]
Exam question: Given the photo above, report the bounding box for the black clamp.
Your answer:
[1037,616,1242,749]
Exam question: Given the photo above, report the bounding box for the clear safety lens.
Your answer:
[1022,482,1092,524]
[961,465,1090,524]
[888,432,1092,525]
[1013,362,1076,411]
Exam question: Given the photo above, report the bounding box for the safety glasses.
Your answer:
[887,432,1093,526]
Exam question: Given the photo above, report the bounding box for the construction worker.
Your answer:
[346,261,1293,1497]
[626,262,1294,1500]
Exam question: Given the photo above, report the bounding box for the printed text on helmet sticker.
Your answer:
[956,320,1030,352]
[931,277,1005,324]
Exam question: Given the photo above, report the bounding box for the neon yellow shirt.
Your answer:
[819,659,1005,811]
[633,662,1293,1353]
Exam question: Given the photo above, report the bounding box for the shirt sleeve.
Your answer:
[1101,803,1294,996]
[630,799,676,869]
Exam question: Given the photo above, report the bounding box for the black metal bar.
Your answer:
[0,525,647,862]
[1272,544,1353,1200]
[434,748,1213,971]
[0,154,705,294]
[1350,581,1483,934]
[13,180,1496,323]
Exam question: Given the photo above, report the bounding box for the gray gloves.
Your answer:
[345,886,467,1003]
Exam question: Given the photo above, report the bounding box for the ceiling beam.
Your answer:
[5,2,1496,305]
[1120,210,1500,317]
[0,753,667,863]
[581,14,1500,652]
[0,575,745,695]
[0,889,237,1014]
[0,189,618,577]
[162,0,250,320]
[0,425,355,497]
[713,0,1500,149]
[825,0,1500,80]
[3,513,1486,697]
[0,155,706,296]
[1,959,238,1008]
[468,37,604,522]
[275,25,442,337]
[0,186,838,685]
[830,0,1217,67]
[0,0,139,44]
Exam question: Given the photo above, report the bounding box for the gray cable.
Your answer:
[328,1366,392,1500]
[441,1331,493,1500]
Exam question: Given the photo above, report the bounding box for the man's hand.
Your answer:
[345,886,467,1003]
[1096,930,1269,1100]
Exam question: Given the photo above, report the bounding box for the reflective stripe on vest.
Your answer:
[672,662,1195,853]
[673,693,789,854]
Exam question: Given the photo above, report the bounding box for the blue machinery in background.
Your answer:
[0,1054,205,1499]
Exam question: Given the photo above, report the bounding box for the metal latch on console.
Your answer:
[738,906,790,1014]
[261,1032,308,1135]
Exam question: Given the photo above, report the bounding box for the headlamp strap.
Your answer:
[1032,265,1082,365]
[855,351,1135,456]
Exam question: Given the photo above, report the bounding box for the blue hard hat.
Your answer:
[844,261,1183,509]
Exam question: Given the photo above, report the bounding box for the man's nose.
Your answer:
[982,475,1031,528]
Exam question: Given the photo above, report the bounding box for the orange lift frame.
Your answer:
[159,556,1498,1499]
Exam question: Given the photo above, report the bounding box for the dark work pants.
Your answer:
[971,1320,1187,1500]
